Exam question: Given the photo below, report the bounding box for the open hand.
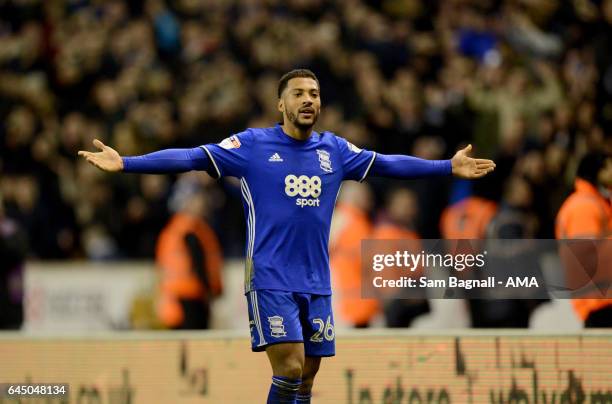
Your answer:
[451,144,495,179]
[78,139,123,172]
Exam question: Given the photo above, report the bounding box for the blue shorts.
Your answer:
[246,290,335,357]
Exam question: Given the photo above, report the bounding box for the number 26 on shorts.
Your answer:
[310,316,334,342]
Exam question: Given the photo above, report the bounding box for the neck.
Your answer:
[281,121,313,141]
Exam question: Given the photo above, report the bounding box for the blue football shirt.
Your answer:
[201,124,376,295]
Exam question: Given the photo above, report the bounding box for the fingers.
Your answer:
[86,156,104,170]
[460,144,472,155]
[78,149,110,171]
[476,161,496,169]
[472,167,495,178]
[459,146,497,168]
[78,150,99,165]
[83,154,96,165]
[80,152,98,166]
[93,139,106,151]
[78,139,106,156]
[78,150,104,171]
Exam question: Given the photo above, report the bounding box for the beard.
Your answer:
[287,109,319,129]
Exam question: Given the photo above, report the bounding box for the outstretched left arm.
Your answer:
[369,144,495,179]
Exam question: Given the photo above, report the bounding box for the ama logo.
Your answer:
[285,175,322,208]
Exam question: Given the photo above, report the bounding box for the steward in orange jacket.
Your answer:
[156,179,223,329]
[556,152,612,327]
[372,188,429,327]
[330,182,378,328]
[440,196,497,239]
[440,184,498,328]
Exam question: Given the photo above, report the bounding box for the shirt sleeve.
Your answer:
[200,130,253,179]
[334,136,377,182]
[122,147,208,174]
[369,153,452,179]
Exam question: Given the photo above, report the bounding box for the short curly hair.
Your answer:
[277,69,319,98]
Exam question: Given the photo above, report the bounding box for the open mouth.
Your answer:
[299,109,314,117]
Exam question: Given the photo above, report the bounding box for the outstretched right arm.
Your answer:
[78,139,209,174]
[121,147,209,173]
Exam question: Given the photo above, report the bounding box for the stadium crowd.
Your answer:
[1,0,611,265]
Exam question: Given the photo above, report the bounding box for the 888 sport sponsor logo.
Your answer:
[285,175,322,207]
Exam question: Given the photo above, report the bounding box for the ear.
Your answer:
[277,98,284,114]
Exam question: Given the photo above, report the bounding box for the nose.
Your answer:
[302,93,314,104]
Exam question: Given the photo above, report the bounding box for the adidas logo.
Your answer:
[268,153,284,162]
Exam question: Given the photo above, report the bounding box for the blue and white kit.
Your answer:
[123,124,452,355]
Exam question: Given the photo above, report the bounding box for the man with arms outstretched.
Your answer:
[79,69,495,403]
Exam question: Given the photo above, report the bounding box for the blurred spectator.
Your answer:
[0,0,609,264]
[441,174,498,328]
[0,193,27,329]
[556,152,612,327]
[440,184,498,239]
[156,174,223,329]
[330,181,378,328]
[118,174,171,258]
[372,188,429,328]
[486,175,538,239]
[467,62,562,157]
[475,175,548,328]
